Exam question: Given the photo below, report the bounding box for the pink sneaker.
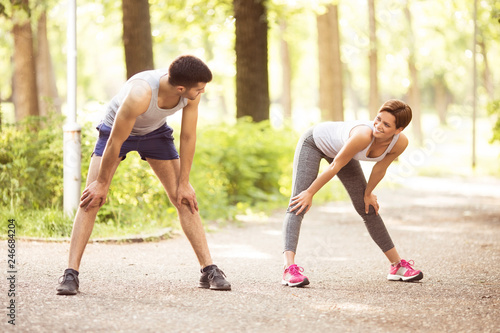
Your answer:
[387,259,423,282]
[282,264,310,287]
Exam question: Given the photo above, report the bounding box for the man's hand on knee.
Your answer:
[80,180,108,211]
[176,183,199,214]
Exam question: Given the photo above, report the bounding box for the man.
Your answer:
[57,55,231,295]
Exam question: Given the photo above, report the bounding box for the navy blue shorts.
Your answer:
[92,123,179,161]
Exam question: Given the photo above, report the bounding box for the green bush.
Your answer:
[0,115,67,210]
[0,115,350,239]
[487,100,500,144]
[0,115,303,238]
[190,118,297,220]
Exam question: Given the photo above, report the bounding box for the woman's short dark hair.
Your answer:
[379,99,412,129]
[167,55,212,88]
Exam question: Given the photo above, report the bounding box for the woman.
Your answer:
[282,99,423,287]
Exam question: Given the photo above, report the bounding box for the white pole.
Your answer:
[63,0,81,217]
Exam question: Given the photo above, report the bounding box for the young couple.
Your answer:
[56,55,422,295]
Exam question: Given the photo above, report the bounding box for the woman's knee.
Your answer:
[355,205,379,221]
[286,206,308,218]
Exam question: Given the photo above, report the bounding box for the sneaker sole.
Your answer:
[56,289,78,295]
[281,278,310,287]
[198,282,231,290]
[387,271,424,282]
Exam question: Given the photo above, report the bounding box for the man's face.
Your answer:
[181,82,207,100]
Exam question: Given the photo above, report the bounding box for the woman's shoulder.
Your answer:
[396,132,408,145]
[349,123,373,139]
[391,132,409,154]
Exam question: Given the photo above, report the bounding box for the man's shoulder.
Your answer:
[127,69,167,86]
[119,80,153,115]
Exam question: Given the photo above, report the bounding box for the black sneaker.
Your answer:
[56,268,79,295]
[199,265,231,290]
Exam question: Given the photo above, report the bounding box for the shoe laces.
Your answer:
[400,259,416,271]
[208,267,226,280]
[58,272,79,287]
[288,264,305,277]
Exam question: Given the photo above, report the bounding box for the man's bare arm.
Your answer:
[80,80,151,210]
[176,95,201,213]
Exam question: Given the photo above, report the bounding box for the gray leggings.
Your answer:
[283,127,395,253]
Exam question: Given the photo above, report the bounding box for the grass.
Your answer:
[0,208,179,240]
[0,178,348,241]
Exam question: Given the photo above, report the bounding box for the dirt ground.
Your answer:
[1,176,499,332]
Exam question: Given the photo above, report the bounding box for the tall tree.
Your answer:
[12,0,39,121]
[475,1,498,101]
[279,20,292,119]
[434,73,450,125]
[478,35,493,100]
[122,0,154,79]
[36,10,60,116]
[234,0,270,122]
[368,0,379,118]
[404,0,422,144]
[317,4,343,121]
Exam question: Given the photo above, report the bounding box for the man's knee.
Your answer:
[166,194,177,206]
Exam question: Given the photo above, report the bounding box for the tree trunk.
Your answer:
[346,70,360,119]
[435,77,448,125]
[234,0,270,122]
[317,4,343,121]
[404,1,422,144]
[36,11,61,116]
[122,0,154,79]
[280,20,292,119]
[478,38,493,100]
[12,1,39,122]
[368,0,379,118]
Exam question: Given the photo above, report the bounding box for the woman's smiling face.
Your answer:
[373,111,403,139]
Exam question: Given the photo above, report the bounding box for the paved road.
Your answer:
[1,177,499,332]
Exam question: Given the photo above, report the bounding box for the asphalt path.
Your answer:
[1,176,499,332]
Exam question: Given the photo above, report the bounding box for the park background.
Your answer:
[0,0,499,239]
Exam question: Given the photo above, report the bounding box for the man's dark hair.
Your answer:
[167,55,212,88]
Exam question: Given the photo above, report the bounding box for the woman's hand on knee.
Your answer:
[289,190,313,215]
[364,193,379,215]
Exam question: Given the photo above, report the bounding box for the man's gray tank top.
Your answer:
[312,120,400,162]
[102,69,188,136]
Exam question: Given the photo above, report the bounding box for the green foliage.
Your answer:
[0,115,304,238]
[0,208,73,238]
[190,118,297,220]
[0,115,66,210]
[487,100,500,144]
[92,118,299,225]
